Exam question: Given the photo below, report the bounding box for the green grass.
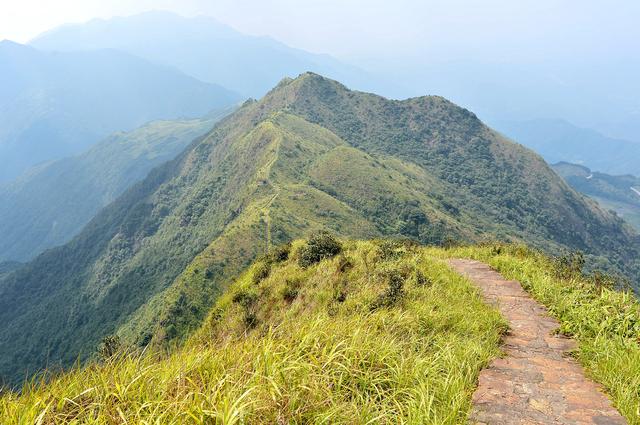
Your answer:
[0,240,505,423]
[2,239,639,422]
[434,244,640,423]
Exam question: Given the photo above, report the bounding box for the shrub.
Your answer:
[97,335,121,360]
[252,262,271,284]
[337,255,353,273]
[232,290,258,309]
[243,312,258,329]
[415,269,431,286]
[232,290,259,330]
[554,251,585,280]
[378,240,405,261]
[267,242,292,263]
[377,239,418,261]
[298,231,342,267]
[371,269,406,310]
[282,278,302,302]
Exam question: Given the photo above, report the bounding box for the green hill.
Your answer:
[552,162,640,230]
[0,110,231,263]
[1,73,638,386]
[2,239,638,423]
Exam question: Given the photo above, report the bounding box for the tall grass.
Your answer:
[437,244,640,423]
[0,240,505,423]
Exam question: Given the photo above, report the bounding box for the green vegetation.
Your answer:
[0,114,227,262]
[1,73,639,386]
[297,230,342,267]
[434,244,640,423]
[553,161,640,231]
[0,239,506,423]
[3,239,639,422]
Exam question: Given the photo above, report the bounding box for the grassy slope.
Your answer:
[435,244,640,423]
[2,73,639,386]
[3,239,640,423]
[0,240,506,423]
[552,162,640,231]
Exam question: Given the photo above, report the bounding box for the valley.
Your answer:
[552,162,640,231]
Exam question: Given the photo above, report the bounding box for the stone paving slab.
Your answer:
[448,259,626,425]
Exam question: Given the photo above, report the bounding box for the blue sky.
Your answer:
[2,0,638,63]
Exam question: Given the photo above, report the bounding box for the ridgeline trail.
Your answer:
[448,259,626,425]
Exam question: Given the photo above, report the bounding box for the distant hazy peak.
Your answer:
[31,10,240,49]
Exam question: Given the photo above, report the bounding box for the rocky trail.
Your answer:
[448,259,626,424]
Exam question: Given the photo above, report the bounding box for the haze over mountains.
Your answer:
[0,39,239,181]
[381,59,640,145]
[498,119,640,176]
[1,74,638,385]
[0,110,231,263]
[30,11,387,98]
[552,162,640,231]
[26,10,640,178]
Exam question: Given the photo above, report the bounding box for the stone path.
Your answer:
[448,259,626,425]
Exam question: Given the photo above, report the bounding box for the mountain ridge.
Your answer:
[496,118,640,175]
[0,110,233,262]
[0,41,239,181]
[29,12,392,98]
[1,72,638,386]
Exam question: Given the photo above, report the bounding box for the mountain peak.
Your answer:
[0,39,30,51]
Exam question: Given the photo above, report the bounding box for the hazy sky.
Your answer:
[2,0,638,63]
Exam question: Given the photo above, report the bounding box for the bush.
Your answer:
[415,269,431,286]
[97,335,121,360]
[377,239,417,261]
[232,290,259,330]
[371,269,406,310]
[554,251,585,280]
[267,242,292,263]
[282,278,302,302]
[298,231,342,267]
[232,290,258,309]
[252,262,271,284]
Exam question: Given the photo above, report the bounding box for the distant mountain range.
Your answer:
[0,109,232,263]
[552,162,640,231]
[1,73,638,385]
[30,10,389,98]
[0,40,239,181]
[495,119,640,176]
[375,59,640,144]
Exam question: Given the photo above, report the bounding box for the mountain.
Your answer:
[370,59,640,144]
[0,73,638,386]
[2,240,639,422]
[495,119,640,175]
[552,162,640,231]
[0,238,508,421]
[0,109,232,263]
[0,40,239,181]
[29,11,387,98]
[0,262,20,280]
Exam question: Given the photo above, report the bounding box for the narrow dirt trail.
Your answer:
[448,259,626,425]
